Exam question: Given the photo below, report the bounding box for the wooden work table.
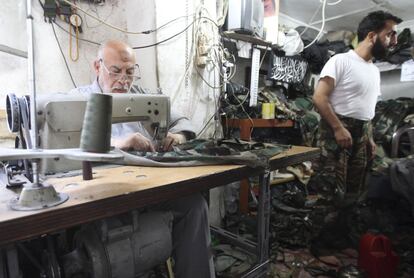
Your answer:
[0,146,319,248]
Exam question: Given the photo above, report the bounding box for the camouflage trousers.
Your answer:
[312,115,371,202]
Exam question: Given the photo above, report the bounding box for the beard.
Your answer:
[372,38,388,60]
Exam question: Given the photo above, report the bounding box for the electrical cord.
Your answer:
[304,0,327,49]
[196,113,215,138]
[195,67,223,89]
[213,71,221,139]
[132,15,219,49]
[51,23,77,88]
[42,1,226,137]
[205,46,267,102]
[53,21,100,45]
[40,0,100,45]
[43,0,199,42]
[220,46,269,137]
[84,0,114,29]
[225,83,249,108]
[220,82,254,136]
[167,15,199,106]
[299,1,323,36]
[323,0,343,5]
[69,16,80,61]
[61,0,197,35]
[133,19,196,49]
[303,0,344,49]
[194,40,237,89]
[148,14,196,34]
[60,0,146,34]
[186,8,223,137]
[210,45,236,80]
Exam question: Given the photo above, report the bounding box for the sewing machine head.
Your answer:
[33,92,170,172]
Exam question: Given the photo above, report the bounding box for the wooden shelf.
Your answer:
[224,118,295,141]
[222,31,272,47]
[223,117,296,213]
[270,175,296,186]
[375,61,402,72]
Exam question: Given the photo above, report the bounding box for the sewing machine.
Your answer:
[4,91,170,181]
[2,92,174,277]
[33,92,170,172]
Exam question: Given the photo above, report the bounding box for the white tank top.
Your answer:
[319,50,381,121]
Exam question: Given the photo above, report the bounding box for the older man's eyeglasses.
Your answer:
[99,59,141,82]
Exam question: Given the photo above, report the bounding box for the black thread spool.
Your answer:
[80,93,113,153]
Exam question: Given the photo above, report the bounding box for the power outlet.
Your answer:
[197,34,210,67]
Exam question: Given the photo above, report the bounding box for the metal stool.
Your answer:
[391,125,414,158]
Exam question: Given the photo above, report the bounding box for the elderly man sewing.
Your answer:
[71,40,215,278]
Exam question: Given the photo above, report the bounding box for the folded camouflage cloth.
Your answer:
[390,157,414,217]
[373,98,414,147]
[118,139,290,168]
[288,97,321,147]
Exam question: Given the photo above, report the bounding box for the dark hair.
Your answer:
[357,11,402,42]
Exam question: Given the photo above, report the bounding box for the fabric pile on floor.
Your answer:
[269,247,359,278]
[215,173,414,277]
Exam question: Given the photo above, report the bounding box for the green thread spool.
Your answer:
[80,93,113,153]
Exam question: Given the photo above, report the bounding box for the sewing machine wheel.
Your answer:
[6,93,21,133]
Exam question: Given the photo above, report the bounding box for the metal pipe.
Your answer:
[26,0,39,184]
[279,12,327,34]
[0,44,28,58]
[309,5,382,26]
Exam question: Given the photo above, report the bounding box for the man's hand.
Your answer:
[160,132,187,152]
[367,138,376,160]
[112,133,155,152]
[314,77,353,149]
[334,126,353,149]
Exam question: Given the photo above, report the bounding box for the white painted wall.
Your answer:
[0,0,224,224]
[155,0,222,137]
[0,0,221,135]
[126,0,158,91]
[153,0,224,226]
[381,69,414,100]
[0,0,128,108]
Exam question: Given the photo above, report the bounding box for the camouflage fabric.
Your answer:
[220,84,321,146]
[370,98,414,172]
[289,97,321,147]
[260,87,296,119]
[371,145,396,174]
[403,114,414,125]
[311,116,370,203]
[219,82,260,119]
[390,157,414,217]
[265,95,322,147]
[126,139,290,169]
[373,98,414,147]
[220,85,299,120]
[270,181,323,248]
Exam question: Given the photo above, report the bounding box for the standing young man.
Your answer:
[313,11,402,202]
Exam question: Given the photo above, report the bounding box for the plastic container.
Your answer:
[358,232,399,278]
[261,102,275,119]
